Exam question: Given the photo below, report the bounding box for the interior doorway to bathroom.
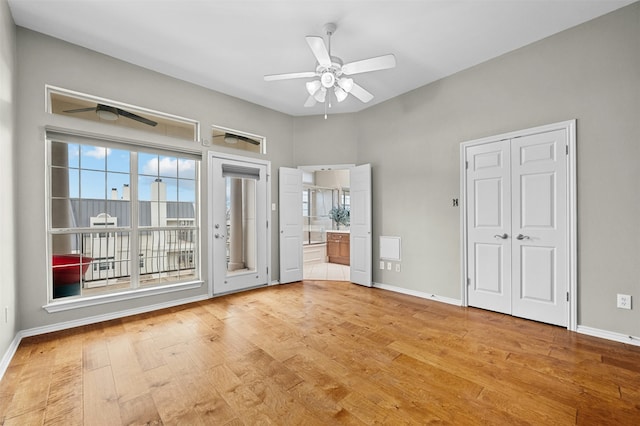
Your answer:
[279,163,371,286]
[301,167,351,281]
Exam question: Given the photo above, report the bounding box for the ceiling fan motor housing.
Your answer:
[320,72,335,88]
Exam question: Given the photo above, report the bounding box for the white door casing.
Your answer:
[349,164,372,287]
[279,167,303,284]
[209,153,269,295]
[462,120,576,329]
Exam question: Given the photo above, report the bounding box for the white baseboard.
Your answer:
[0,332,23,382]
[577,325,640,347]
[0,293,209,381]
[372,282,462,306]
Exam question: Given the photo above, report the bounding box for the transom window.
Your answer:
[47,86,199,141]
[48,132,200,302]
[211,125,266,154]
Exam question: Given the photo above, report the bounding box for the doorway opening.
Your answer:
[279,163,371,287]
[301,167,351,281]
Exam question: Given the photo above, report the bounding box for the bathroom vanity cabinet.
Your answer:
[327,231,350,265]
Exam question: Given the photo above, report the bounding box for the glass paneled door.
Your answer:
[210,154,269,294]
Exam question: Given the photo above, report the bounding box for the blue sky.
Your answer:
[66,144,196,202]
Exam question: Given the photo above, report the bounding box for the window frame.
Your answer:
[44,128,203,313]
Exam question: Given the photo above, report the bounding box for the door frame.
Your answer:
[280,163,373,285]
[460,120,577,330]
[207,151,271,297]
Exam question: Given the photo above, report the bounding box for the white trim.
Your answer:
[0,333,22,382]
[35,293,209,337]
[372,282,462,306]
[460,120,577,330]
[43,281,204,313]
[577,326,640,347]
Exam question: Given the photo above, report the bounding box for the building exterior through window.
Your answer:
[48,136,200,300]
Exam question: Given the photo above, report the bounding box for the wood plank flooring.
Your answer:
[1,280,639,425]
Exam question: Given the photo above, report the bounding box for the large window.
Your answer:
[48,133,200,302]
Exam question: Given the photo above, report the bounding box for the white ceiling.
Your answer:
[8,0,636,116]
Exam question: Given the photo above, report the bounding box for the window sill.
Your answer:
[43,280,204,313]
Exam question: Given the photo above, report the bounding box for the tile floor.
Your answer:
[303,262,350,281]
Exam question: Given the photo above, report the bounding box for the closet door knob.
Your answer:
[494,233,508,239]
[516,234,530,240]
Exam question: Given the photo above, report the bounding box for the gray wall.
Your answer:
[0,0,18,361]
[293,114,359,166]
[15,28,294,330]
[294,3,640,337]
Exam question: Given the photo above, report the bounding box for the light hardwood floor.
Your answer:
[1,281,639,425]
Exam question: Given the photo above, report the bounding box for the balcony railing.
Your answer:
[52,228,197,298]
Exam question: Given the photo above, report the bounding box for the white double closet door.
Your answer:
[465,127,570,327]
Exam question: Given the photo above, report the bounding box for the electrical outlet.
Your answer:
[395,263,401,272]
[379,260,385,270]
[387,262,392,271]
[617,294,632,310]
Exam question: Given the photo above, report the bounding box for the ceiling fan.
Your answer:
[264,23,396,109]
[63,103,158,127]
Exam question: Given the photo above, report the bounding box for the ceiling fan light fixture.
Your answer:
[96,105,119,121]
[338,77,354,93]
[335,87,348,102]
[306,80,321,96]
[320,72,335,88]
[313,87,327,103]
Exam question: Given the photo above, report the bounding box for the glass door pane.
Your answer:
[226,177,257,276]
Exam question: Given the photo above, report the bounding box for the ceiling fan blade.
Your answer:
[303,95,317,107]
[116,108,158,127]
[342,54,396,75]
[63,107,97,113]
[349,83,374,103]
[306,36,331,68]
[264,71,317,81]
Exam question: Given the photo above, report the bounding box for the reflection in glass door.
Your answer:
[225,176,257,276]
[210,154,269,295]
